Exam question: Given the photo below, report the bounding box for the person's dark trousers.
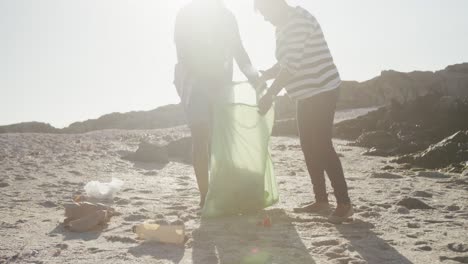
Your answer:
[296,88,351,205]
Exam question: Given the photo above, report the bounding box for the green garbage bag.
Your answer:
[202,82,279,218]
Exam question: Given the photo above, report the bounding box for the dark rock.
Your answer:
[382,165,395,170]
[396,130,468,171]
[354,131,400,150]
[448,243,468,253]
[0,182,9,188]
[411,191,433,198]
[397,197,434,210]
[167,137,192,164]
[335,94,468,168]
[124,141,169,164]
[361,147,391,156]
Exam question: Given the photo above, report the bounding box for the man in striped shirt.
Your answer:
[255,0,353,223]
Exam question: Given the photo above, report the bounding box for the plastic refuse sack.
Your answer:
[202,82,279,217]
[84,177,124,200]
[133,220,185,244]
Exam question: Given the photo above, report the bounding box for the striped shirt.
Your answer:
[276,6,341,100]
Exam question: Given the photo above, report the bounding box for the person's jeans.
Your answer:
[296,88,351,204]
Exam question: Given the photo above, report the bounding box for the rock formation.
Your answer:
[1,63,467,135]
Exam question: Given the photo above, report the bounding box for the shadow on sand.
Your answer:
[336,219,414,264]
[49,224,103,241]
[128,242,185,263]
[192,209,316,264]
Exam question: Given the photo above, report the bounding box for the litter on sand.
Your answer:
[84,177,124,200]
[133,220,185,244]
[63,202,115,232]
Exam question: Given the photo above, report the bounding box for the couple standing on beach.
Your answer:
[174,0,353,224]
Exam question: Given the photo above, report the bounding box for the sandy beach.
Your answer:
[1,126,467,264]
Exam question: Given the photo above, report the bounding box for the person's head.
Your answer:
[254,0,290,27]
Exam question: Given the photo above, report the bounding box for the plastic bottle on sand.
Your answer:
[133,220,185,244]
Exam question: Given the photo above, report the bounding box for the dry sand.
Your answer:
[0,127,467,264]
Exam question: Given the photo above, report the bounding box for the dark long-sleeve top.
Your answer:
[174,3,257,87]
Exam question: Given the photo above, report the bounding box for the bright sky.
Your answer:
[1,0,468,127]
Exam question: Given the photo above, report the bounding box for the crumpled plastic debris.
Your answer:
[84,177,124,200]
[63,202,115,232]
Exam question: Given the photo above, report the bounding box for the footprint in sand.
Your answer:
[124,214,147,222]
[87,247,107,254]
[415,245,432,251]
[179,175,191,181]
[68,170,82,176]
[178,181,190,186]
[114,198,131,205]
[38,201,58,208]
[166,205,188,210]
[439,256,468,263]
[104,235,138,244]
[312,239,341,247]
[448,243,468,253]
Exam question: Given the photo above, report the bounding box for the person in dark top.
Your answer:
[174,0,262,207]
[254,0,353,223]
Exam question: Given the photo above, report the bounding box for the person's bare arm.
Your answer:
[258,68,294,115]
[231,16,262,85]
[260,63,281,81]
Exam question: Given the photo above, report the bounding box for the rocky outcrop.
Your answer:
[395,131,468,171]
[334,94,468,172]
[167,137,192,164]
[273,63,468,127]
[123,141,169,164]
[0,122,60,134]
[62,104,185,134]
[2,63,467,135]
[123,137,193,164]
[335,94,468,152]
